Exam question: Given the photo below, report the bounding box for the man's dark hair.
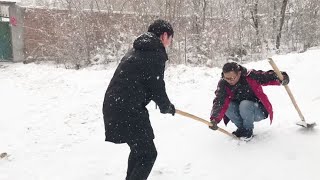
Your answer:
[222,62,241,73]
[148,19,174,38]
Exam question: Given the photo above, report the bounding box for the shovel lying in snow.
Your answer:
[176,109,239,139]
[268,58,316,128]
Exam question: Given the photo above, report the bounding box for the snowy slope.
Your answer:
[0,49,320,180]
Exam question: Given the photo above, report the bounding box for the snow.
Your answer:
[1,49,320,180]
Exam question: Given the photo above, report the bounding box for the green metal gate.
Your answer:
[0,21,13,61]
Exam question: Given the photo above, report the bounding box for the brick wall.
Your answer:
[22,7,228,65]
[23,8,162,61]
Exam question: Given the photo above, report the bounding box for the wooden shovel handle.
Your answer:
[268,58,305,121]
[175,109,237,139]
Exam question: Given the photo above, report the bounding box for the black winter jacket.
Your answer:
[103,32,173,143]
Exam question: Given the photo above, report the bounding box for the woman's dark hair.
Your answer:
[148,19,174,38]
[222,62,240,73]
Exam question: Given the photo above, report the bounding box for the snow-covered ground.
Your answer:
[1,49,320,180]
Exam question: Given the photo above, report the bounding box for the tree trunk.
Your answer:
[246,0,260,46]
[202,0,207,30]
[272,0,277,39]
[276,0,288,49]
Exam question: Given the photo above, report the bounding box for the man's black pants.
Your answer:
[126,139,157,180]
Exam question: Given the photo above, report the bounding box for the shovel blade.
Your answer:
[296,121,317,128]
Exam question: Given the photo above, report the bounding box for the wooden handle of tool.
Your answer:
[175,109,237,139]
[268,58,305,121]
[176,109,212,126]
[268,58,284,80]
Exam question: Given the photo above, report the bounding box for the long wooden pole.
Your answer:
[176,109,238,139]
[268,58,305,121]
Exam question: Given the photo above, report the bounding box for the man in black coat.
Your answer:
[103,19,175,180]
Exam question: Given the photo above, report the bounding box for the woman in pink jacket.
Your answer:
[209,62,289,140]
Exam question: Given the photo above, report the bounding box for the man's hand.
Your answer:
[160,104,175,116]
[281,72,290,85]
[209,121,218,130]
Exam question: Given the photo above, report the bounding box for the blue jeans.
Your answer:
[225,100,266,129]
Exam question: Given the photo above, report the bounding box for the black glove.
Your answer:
[209,121,218,130]
[281,72,290,85]
[160,104,175,116]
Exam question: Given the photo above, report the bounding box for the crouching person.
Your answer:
[209,62,289,140]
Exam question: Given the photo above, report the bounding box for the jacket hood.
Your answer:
[239,65,248,76]
[133,32,165,51]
